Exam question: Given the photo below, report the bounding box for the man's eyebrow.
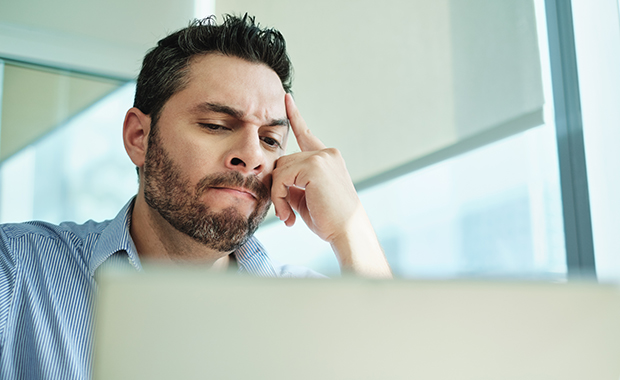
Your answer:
[267,118,290,128]
[192,102,244,119]
[193,102,289,128]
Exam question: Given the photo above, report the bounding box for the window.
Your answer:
[0,60,136,224]
[256,124,565,279]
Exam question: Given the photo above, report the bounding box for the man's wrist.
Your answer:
[329,206,392,278]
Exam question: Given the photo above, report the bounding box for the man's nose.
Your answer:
[224,131,266,175]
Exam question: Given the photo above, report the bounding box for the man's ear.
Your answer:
[123,107,151,169]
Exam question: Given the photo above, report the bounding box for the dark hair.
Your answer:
[134,13,293,126]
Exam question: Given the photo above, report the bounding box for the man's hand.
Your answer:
[271,94,392,278]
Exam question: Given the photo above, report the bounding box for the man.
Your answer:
[0,14,391,379]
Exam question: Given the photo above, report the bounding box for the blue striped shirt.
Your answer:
[0,199,321,379]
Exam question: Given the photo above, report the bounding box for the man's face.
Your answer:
[142,53,288,252]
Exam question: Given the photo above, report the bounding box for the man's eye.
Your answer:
[200,123,227,131]
[261,136,281,148]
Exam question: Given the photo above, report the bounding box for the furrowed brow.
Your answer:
[267,118,290,128]
[193,102,289,128]
[193,102,244,119]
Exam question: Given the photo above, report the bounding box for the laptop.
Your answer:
[92,269,620,380]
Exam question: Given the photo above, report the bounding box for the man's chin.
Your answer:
[206,205,256,220]
[199,193,261,218]
[190,200,270,252]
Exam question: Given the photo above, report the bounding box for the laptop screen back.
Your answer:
[93,271,620,380]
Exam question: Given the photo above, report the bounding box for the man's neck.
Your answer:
[130,193,231,267]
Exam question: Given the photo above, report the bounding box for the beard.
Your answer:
[142,128,271,253]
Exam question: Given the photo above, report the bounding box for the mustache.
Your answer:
[194,171,270,202]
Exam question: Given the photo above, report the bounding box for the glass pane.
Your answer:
[572,0,620,282]
[0,81,137,224]
[256,125,566,279]
[0,60,124,162]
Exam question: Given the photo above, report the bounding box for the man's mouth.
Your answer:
[195,171,269,203]
[210,186,257,200]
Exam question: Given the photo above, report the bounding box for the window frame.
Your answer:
[545,0,597,279]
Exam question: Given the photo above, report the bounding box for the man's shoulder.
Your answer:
[1,219,111,242]
[0,219,114,268]
[0,219,115,298]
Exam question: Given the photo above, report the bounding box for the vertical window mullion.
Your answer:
[545,0,596,279]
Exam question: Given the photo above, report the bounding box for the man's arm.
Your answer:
[270,94,392,278]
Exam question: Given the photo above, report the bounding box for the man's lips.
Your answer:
[210,186,257,200]
[194,171,269,204]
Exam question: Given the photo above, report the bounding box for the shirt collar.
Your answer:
[89,197,277,277]
[234,236,278,277]
[89,197,142,275]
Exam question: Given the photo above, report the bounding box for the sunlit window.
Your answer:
[0,79,136,224]
[256,124,566,279]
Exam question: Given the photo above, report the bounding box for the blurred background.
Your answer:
[0,0,618,281]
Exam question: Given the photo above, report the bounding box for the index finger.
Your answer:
[285,93,326,152]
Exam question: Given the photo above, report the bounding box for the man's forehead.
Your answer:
[187,53,284,94]
[182,54,288,121]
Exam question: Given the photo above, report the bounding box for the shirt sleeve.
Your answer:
[0,226,17,349]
